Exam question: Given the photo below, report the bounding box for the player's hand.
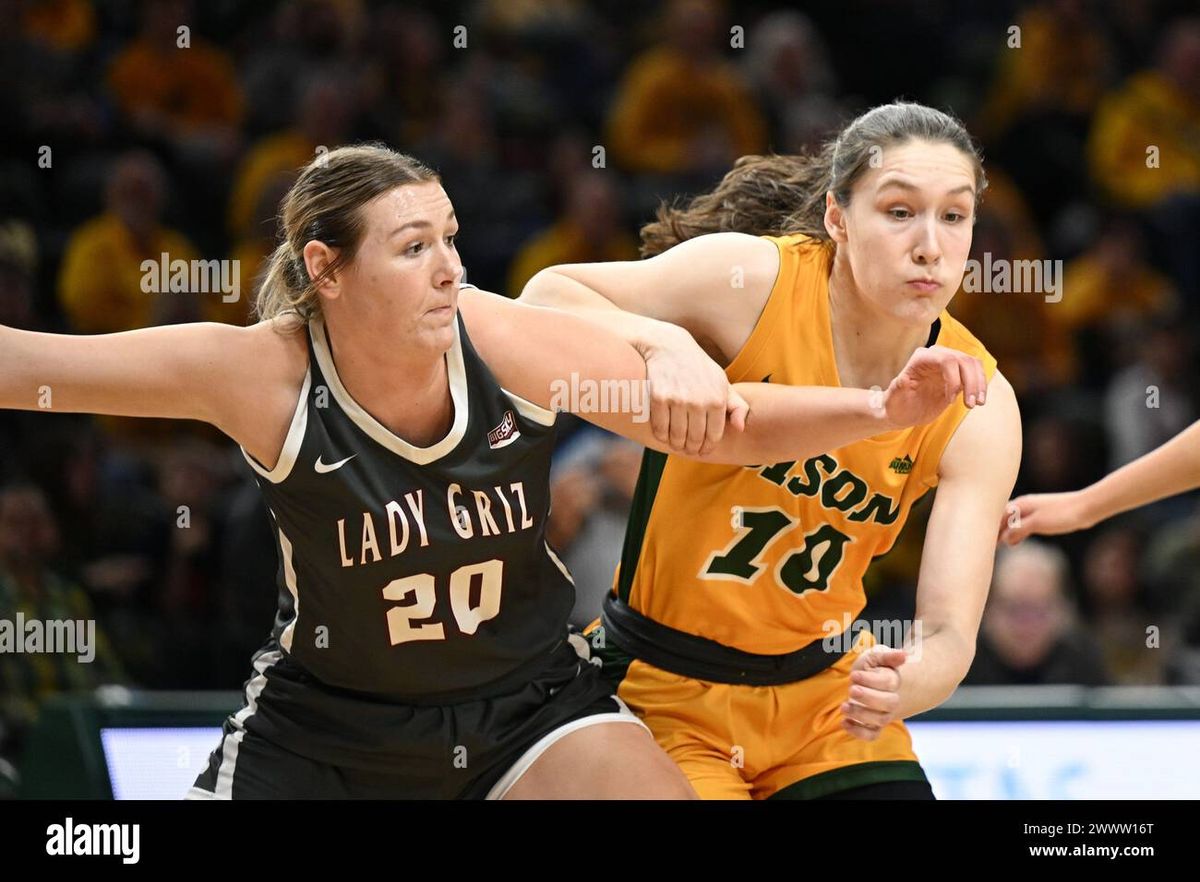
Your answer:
[841,645,906,741]
[998,491,1092,545]
[880,346,986,429]
[641,325,748,457]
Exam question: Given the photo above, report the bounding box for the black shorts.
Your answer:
[186,635,645,799]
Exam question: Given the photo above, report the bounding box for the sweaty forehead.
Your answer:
[864,141,976,193]
[371,182,454,224]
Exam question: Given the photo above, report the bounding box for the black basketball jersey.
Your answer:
[241,303,573,702]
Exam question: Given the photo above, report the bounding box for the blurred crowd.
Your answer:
[3,0,1200,770]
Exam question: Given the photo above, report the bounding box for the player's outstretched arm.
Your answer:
[0,321,301,464]
[1000,419,1200,545]
[459,289,986,465]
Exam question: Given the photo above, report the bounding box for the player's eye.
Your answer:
[888,208,912,220]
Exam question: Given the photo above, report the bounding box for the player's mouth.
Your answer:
[906,278,940,293]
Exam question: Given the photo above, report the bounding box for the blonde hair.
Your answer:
[255,143,440,323]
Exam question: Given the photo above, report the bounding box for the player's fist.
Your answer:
[841,645,906,742]
[642,324,739,456]
[881,345,986,429]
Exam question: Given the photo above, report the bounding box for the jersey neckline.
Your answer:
[817,279,944,447]
[309,316,470,465]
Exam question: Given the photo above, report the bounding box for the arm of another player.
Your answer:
[518,232,780,454]
[459,288,987,466]
[840,372,1021,740]
[517,232,777,360]
[1000,418,1200,545]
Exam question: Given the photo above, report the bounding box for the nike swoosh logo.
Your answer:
[762,374,772,383]
[314,454,357,474]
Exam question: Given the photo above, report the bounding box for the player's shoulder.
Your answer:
[182,317,310,458]
[936,310,998,379]
[456,286,536,382]
[937,310,992,356]
[457,285,513,338]
[241,312,307,350]
[647,231,775,264]
[650,233,781,306]
[939,367,1020,480]
[744,233,834,299]
[229,315,311,388]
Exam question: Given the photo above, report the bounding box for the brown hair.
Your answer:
[639,101,987,257]
[255,143,440,323]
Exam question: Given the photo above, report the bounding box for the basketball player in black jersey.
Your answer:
[0,144,986,798]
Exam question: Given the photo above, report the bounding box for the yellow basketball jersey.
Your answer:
[613,233,997,655]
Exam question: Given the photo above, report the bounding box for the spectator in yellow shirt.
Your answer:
[224,169,300,326]
[507,171,639,296]
[21,0,96,54]
[59,154,228,445]
[227,75,354,241]
[58,151,200,334]
[107,0,243,152]
[1058,217,1177,333]
[1088,20,1200,209]
[606,0,766,175]
[975,0,1113,144]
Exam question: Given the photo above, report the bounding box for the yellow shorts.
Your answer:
[607,629,926,799]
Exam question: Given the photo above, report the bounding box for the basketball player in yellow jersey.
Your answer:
[520,102,1022,799]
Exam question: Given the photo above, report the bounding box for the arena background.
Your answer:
[2,0,1200,800]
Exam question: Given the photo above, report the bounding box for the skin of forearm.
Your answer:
[895,626,973,720]
[0,326,41,410]
[707,382,892,465]
[1080,420,1200,525]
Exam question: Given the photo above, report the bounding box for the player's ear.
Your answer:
[824,192,848,244]
[304,240,343,301]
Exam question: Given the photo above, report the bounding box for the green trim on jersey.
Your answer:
[616,449,669,604]
[767,760,928,799]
